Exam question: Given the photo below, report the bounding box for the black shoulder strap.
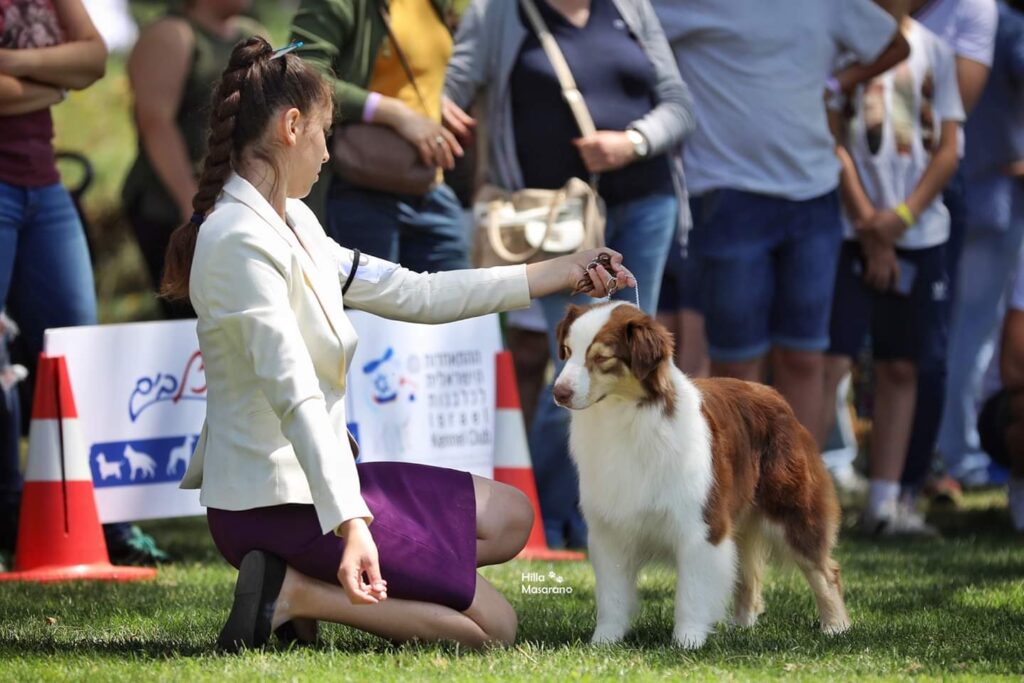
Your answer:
[342,249,361,296]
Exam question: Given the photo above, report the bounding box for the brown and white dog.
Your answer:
[553,302,850,649]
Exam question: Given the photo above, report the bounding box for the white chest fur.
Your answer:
[567,371,716,552]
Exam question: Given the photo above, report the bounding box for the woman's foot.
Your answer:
[217,550,288,652]
[275,617,319,647]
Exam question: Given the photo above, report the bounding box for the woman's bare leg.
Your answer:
[473,475,533,566]
[271,569,517,648]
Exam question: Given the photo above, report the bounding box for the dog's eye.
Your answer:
[560,345,571,358]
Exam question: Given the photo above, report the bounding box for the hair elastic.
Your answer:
[270,40,304,60]
[191,212,206,226]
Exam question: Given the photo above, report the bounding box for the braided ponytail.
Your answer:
[160,36,331,302]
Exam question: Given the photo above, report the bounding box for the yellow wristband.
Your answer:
[894,202,916,228]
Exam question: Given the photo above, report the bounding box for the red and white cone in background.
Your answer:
[0,355,156,582]
[493,351,585,561]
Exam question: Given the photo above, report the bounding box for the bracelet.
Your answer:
[825,76,842,96]
[362,92,382,123]
[894,202,916,228]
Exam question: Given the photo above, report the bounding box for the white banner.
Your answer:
[45,321,207,523]
[345,311,500,477]
[44,314,501,523]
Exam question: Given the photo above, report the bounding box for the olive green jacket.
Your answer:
[289,0,453,218]
[289,0,454,124]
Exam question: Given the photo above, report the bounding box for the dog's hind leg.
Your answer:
[732,518,768,628]
[782,515,850,635]
[793,553,850,635]
[673,537,736,649]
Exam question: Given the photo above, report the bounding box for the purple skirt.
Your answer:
[207,462,478,612]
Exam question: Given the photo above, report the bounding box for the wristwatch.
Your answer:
[625,128,650,159]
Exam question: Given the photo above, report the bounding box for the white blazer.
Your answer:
[180,174,531,534]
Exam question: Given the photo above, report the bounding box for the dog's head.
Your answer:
[552,302,675,411]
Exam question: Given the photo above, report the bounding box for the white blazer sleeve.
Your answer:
[199,229,373,534]
[336,247,532,322]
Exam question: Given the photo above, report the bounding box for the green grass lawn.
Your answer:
[1,494,1022,681]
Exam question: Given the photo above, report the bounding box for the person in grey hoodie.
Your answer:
[444,0,694,549]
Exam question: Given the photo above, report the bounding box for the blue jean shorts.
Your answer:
[828,241,949,366]
[688,188,843,362]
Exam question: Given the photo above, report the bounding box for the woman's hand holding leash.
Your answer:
[337,518,388,604]
[525,248,635,300]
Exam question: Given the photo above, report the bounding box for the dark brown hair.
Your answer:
[160,36,331,302]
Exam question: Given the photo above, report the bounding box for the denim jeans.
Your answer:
[0,332,21,550]
[0,181,99,545]
[326,180,470,273]
[528,193,678,548]
[936,181,1024,479]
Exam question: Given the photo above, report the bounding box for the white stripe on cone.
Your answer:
[24,419,90,482]
[494,408,532,469]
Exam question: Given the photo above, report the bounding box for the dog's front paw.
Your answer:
[673,625,709,650]
[591,623,628,645]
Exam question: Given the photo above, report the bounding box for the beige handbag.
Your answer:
[472,0,605,267]
[331,2,436,197]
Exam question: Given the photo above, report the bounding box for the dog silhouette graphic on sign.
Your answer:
[123,444,157,480]
[167,435,197,476]
[94,452,123,481]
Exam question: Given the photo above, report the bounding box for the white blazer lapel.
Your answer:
[221,175,347,344]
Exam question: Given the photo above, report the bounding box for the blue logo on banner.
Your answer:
[89,435,199,487]
[128,350,206,422]
[361,347,416,405]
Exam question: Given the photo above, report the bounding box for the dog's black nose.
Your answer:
[553,384,574,405]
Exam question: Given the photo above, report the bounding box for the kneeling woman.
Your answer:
[165,37,634,651]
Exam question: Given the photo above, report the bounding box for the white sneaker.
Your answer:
[829,462,869,497]
[862,502,940,538]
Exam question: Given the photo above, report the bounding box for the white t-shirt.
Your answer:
[982,247,1024,399]
[653,0,896,200]
[841,21,965,249]
[914,0,998,66]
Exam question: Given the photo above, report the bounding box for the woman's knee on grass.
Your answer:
[465,575,518,647]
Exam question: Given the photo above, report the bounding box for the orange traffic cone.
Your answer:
[0,355,156,582]
[493,351,584,561]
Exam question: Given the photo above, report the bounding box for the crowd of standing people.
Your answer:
[1,0,1023,576]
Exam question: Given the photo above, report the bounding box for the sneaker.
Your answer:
[923,474,963,508]
[106,525,170,566]
[829,462,869,498]
[861,502,940,538]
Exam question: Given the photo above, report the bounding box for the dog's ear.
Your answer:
[625,316,672,381]
[555,304,586,360]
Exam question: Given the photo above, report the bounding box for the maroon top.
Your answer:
[0,0,64,187]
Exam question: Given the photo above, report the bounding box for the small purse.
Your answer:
[472,0,606,267]
[331,2,436,196]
